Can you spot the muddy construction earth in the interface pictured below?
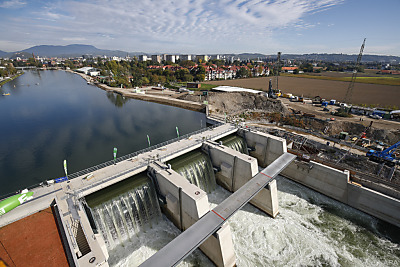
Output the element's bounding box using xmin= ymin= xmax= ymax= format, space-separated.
xmin=177 ymin=91 xmax=290 ymax=115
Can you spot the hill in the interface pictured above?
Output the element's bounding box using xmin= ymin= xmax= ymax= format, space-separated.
xmin=0 ymin=50 xmax=8 ymax=57
xmin=19 ymin=44 xmax=144 ymax=58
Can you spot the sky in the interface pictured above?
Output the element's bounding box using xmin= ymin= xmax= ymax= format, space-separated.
xmin=1 ymin=0 xmax=399 ymax=55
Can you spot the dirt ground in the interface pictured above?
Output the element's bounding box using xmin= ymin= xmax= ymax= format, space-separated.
xmin=204 ymin=76 xmax=400 ymax=107
xmin=280 ymin=98 xmax=400 ymax=131
xmin=178 ymin=91 xmax=290 ymax=115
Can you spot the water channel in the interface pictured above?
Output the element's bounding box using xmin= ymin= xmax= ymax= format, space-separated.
xmin=0 ymin=70 xmax=206 ymax=196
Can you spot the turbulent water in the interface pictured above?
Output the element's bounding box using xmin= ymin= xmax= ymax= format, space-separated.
xmin=105 ymin=175 xmax=400 ymax=267
xmin=167 ymin=150 xmax=216 ymax=193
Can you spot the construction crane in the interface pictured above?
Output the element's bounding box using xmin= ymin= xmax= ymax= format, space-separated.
xmin=367 ymin=141 xmax=400 ymax=166
xmin=343 ymin=38 xmax=366 ymax=104
xmin=336 ymin=121 xmax=373 ymax=164
xmin=271 ymin=52 xmax=282 ymax=97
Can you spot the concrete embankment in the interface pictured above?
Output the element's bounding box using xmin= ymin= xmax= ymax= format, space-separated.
xmin=67 ymin=70 xmax=205 ymax=113
xmin=97 ymin=83 xmax=206 ymax=112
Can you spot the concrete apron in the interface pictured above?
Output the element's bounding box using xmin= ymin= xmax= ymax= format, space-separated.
xmin=148 ymin=162 xmax=236 ymax=267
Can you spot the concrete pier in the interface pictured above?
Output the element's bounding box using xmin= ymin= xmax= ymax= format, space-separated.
xmin=148 ymin=162 xmax=236 ymax=267
xmin=203 ymin=140 xmax=279 ymax=217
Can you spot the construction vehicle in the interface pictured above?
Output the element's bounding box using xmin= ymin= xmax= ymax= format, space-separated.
xmin=313 ymin=96 xmax=325 ymax=104
xmin=337 ymin=121 xmax=373 ymax=164
xmin=268 ymin=79 xmax=278 ymax=99
xmin=367 ymin=141 xmax=400 ymax=166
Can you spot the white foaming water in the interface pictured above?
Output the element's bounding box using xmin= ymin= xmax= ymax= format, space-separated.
xmin=108 ymin=176 xmax=400 ymax=267
xmin=107 ymin=214 xmax=214 ymax=267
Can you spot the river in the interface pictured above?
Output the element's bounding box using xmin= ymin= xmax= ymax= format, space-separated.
xmin=0 ymin=70 xmax=206 ymax=197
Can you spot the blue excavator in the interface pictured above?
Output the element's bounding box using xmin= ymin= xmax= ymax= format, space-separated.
xmin=367 ymin=141 xmax=400 ymax=166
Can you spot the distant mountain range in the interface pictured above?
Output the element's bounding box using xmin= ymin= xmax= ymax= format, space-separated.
xmin=0 ymin=44 xmax=399 ymax=63
xmin=0 ymin=50 xmax=8 ymax=57
xmin=1 ymin=44 xmax=145 ymax=59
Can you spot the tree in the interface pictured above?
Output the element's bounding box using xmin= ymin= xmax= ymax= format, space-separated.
xmin=237 ymin=67 xmax=249 ymax=78
xmin=141 ymin=77 xmax=150 ymax=85
xmin=293 ymin=68 xmax=299 ymax=74
xmin=197 ymin=66 xmax=206 ymax=75
xmin=196 ymin=74 xmax=205 ymax=82
xmin=175 ymin=68 xmax=190 ymax=80
xmin=131 ymin=72 xmax=142 ymax=87
xmin=258 ymin=66 xmax=263 ymax=75
xmin=180 ymin=60 xmax=195 ymax=68
xmin=184 ymin=74 xmax=194 ymax=82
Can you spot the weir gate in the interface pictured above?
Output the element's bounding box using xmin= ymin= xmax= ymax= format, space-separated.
xmin=1 ymin=122 xmax=400 ymax=267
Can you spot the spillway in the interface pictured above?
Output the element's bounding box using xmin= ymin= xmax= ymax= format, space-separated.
xmin=217 ymin=134 xmax=249 ymax=155
xmin=85 ymin=173 xmax=162 ymax=250
xmin=68 ymin=127 xmax=400 ymax=267
xmin=90 ymin=174 xmax=400 ymax=266
xmin=167 ymin=150 xmax=216 ymax=193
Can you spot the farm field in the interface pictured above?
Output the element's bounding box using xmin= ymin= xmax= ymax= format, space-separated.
xmin=282 ymin=73 xmax=400 ymax=86
xmin=203 ymin=76 xmax=400 ymax=108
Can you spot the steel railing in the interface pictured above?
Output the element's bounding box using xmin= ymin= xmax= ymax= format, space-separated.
xmin=74 ymin=123 xmax=237 ymax=196
xmin=0 ymin=123 xmax=234 ymax=201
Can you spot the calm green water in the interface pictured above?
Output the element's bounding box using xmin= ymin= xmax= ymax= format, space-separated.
xmin=0 ymin=70 xmax=206 ymax=197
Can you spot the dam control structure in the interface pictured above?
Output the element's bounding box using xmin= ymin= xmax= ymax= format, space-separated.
xmin=1 ymin=121 xmax=400 ymax=267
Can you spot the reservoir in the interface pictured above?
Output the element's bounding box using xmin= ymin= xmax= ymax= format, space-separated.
xmin=1 ymin=70 xmax=399 ymax=266
xmin=0 ymin=70 xmax=206 ymax=197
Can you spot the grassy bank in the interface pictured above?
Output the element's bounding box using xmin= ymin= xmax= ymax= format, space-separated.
xmin=281 ymin=73 xmax=400 ymax=86
xmin=0 ymin=72 xmax=25 ymax=86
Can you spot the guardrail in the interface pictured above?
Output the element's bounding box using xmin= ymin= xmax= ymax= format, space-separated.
xmin=68 ymin=123 xmax=225 ymax=180
xmin=0 ymin=123 xmax=229 ymax=201
xmin=74 ymin=123 xmax=237 ymax=196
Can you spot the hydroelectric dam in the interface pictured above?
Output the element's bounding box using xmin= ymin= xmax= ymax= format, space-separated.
xmin=0 ymin=121 xmax=400 ymax=267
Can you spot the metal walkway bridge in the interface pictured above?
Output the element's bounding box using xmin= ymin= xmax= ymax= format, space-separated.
xmin=140 ymin=153 xmax=296 ymax=267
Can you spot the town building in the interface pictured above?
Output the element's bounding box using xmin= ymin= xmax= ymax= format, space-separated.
xmin=151 ymin=55 xmax=162 ymax=63
xmin=180 ymin=55 xmax=191 ymax=61
xmin=166 ymin=55 xmax=176 ymax=63
xmin=138 ymin=55 xmax=148 ymax=62
xmin=197 ymin=55 xmax=208 ymax=62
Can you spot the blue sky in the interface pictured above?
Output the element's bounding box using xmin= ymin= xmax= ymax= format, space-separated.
xmin=1 ymin=0 xmax=399 ymax=55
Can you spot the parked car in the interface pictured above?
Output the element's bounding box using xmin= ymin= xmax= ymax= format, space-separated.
xmin=369 ymin=114 xmax=382 ymax=120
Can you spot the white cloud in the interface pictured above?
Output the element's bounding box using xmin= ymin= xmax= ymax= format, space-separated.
xmin=0 ymin=0 xmax=26 ymax=8
xmin=62 ymin=37 xmax=86 ymax=41
xmin=0 ymin=0 xmax=346 ymax=53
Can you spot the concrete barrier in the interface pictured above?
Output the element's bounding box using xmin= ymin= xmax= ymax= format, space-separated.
xmin=148 ymin=162 xmax=236 ymax=267
xmin=202 ymin=141 xmax=279 ymax=218
xmin=239 ymin=129 xmax=287 ymax=167
xmin=281 ymin=160 xmax=350 ymax=203
xmin=241 ymin=129 xmax=400 ymax=228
